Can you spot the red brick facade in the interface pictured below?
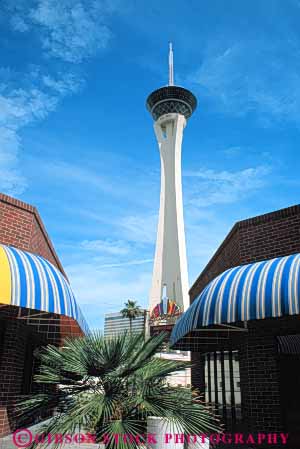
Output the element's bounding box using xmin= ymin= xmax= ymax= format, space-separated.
xmin=0 ymin=193 xmax=82 ymax=436
xmin=0 ymin=193 xmax=65 ymax=275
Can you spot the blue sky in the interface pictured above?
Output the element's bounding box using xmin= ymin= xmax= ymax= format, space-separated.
xmin=1 ymin=0 xmax=300 ymax=329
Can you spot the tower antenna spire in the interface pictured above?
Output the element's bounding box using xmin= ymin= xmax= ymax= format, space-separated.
xmin=146 ymin=46 xmax=197 ymax=314
xmin=168 ymin=42 xmax=174 ymax=86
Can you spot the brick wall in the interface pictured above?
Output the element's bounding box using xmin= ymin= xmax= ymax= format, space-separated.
xmin=238 ymin=321 xmax=282 ymax=434
xmin=190 ymin=204 xmax=300 ymax=300
xmin=0 ymin=194 xmax=74 ymax=436
xmin=188 ymin=204 xmax=300 ymax=445
xmin=0 ymin=193 xmax=65 ymax=275
xmin=0 ymin=317 xmax=29 ymax=434
xmin=236 ymin=316 xmax=300 ymax=449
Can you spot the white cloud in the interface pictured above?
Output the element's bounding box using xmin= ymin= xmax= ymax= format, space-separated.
xmin=0 ymin=70 xmax=84 ymax=197
xmin=222 ymin=146 xmax=242 ymax=157
xmin=43 ymin=161 xmax=117 ymax=195
xmin=67 ymin=261 xmax=151 ymax=309
xmin=81 ymin=238 xmax=131 ymax=256
xmin=0 ymin=128 xmax=20 ymax=165
xmin=0 ymin=168 xmax=27 ymax=195
xmin=184 ymin=165 xmax=270 ymax=207
xmin=185 ymin=207 xmax=235 ymax=280
xmin=33 ymin=1 xmax=111 ymax=62
xmin=181 ymin=163 xmax=274 ymax=281
xmin=0 ymin=0 xmax=120 ymax=198
xmin=10 ymin=15 xmax=29 ymax=32
xmin=191 ymin=39 xmax=300 ymax=124
xmin=9 ymin=0 xmax=114 ymax=63
xmin=98 ymin=259 xmax=153 ymax=268
xmin=0 ymin=128 xmax=27 ymax=195
xmin=42 ymin=72 xmax=84 ymax=94
xmin=120 ymin=214 xmax=157 ymax=244
xmin=0 ymin=87 xmax=58 ymax=128
xmin=0 ymin=72 xmax=82 ymax=138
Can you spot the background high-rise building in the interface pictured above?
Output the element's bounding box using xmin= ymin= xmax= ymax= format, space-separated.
xmin=104 ymin=310 xmax=147 ymax=337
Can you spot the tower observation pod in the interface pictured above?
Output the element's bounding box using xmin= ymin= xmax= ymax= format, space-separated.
xmin=147 ymin=44 xmax=197 ymax=318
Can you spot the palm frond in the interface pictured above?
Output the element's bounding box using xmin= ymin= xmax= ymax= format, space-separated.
xmin=19 ymin=331 xmax=220 ymax=446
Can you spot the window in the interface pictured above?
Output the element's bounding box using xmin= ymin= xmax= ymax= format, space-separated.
xmin=204 ymin=350 xmax=241 ymax=427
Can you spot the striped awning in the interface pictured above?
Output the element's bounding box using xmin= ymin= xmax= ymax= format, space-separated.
xmin=0 ymin=244 xmax=88 ymax=334
xmin=171 ymin=253 xmax=300 ymax=346
xmin=277 ymin=335 xmax=300 ymax=354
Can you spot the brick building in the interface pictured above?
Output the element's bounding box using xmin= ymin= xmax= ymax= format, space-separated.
xmin=171 ymin=204 xmax=300 ymax=448
xmin=0 ymin=193 xmax=87 ymax=436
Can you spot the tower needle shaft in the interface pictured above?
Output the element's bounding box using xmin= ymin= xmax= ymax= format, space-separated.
xmin=169 ymin=42 xmax=174 ymax=86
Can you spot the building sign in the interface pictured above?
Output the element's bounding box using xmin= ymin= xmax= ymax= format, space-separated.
xmin=150 ymin=298 xmax=181 ymax=323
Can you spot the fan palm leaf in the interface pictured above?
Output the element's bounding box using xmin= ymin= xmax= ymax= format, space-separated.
xmin=18 ymin=331 xmax=220 ymax=448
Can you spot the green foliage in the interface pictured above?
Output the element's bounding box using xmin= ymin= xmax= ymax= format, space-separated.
xmin=120 ymin=300 xmax=144 ymax=334
xmin=120 ymin=300 xmax=142 ymax=319
xmin=17 ymin=331 xmax=220 ymax=448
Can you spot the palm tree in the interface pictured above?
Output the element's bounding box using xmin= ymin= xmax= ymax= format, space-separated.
xmin=18 ymin=332 xmax=220 ymax=449
xmin=121 ymin=300 xmax=142 ymax=334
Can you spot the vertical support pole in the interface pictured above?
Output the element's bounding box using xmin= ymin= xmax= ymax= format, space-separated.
xmin=220 ymin=350 xmax=227 ymax=425
xmin=229 ymin=350 xmax=236 ymax=425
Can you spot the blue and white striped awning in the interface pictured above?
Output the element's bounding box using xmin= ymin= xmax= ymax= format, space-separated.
xmin=171 ymin=253 xmax=300 ymax=346
xmin=0 ymin=244 xmax=88 ymax=334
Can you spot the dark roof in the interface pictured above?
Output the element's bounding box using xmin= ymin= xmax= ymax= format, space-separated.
xmin=146 ymin=86 xmax=197 ymax=120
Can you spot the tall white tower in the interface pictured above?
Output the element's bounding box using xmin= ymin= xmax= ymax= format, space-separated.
xmin=147 ymin=44 xmax=197 ymax=314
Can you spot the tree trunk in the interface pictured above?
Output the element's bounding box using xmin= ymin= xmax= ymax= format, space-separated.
xmin=143 ymin=310 xmax=147 ymax=341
